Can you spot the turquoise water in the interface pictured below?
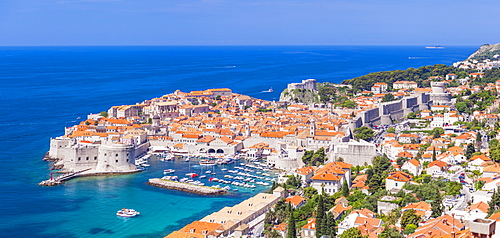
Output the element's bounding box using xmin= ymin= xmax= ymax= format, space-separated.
xmin=0 ymin=46 xmax=477 ymax=237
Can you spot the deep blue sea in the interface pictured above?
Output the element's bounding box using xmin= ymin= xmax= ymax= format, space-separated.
xmin=0 ymin=45 xmax=477 ymax=237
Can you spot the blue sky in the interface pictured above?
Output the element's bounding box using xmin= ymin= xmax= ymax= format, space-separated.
xmin=0 ymin=0 xmax=499 ymax=46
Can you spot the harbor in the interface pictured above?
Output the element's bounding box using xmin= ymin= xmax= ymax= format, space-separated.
xmin=147 ymin=153 xmax=277 ymax=194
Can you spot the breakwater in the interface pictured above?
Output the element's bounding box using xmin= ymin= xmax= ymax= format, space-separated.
xmin=147 ymin=178 xmax=227 ymax=195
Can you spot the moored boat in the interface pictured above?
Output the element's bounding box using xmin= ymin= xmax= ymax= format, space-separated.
xmin=199 ymin=159 xmax=216 ymax=166
xmin=163 ymin=169 xmax=175 ymax=174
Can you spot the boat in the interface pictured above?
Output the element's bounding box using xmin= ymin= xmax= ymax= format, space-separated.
xmin=199 ymin=159 xmax=216 ymax=166
xmin=186 ymin=173 xmax=198 ymax=178
xmin=425 ymin=45 xmax=444 ymax=49
xmin=116 ymin=208 xmax=140 ymax=218
xmin=262 ymin=87 xmax=273 ymax=93
xmin=163 ymin=169 xmax=175 ymax=174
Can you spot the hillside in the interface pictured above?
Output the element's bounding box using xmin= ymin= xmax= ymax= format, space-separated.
xmin=467 ymin=43 xmax=500 ymax=61
xmin=341 ymin=64 xmax=466 ymax=92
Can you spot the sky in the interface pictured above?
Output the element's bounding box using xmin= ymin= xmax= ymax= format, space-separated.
xmin=0 ymin=0 xmax=499 ymax=46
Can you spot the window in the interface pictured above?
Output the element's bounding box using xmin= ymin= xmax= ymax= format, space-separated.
xmin=116 ymin=154 xmax=118 ymax=157
xmin=94 ymin=156 xmax=97 ymax=160
xmin=86 ymin=157 xmax=89 ymax=160
xmin=116 ymin=160 xmax=118 ymax=163
xmin=78 ymin=157 xmax=81 ymax=161
xmin=395 ymin=182 xmax=398 ymax=187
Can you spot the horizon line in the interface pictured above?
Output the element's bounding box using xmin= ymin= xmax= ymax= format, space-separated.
xmin=0 ymin=44 xmax=482 ymax=47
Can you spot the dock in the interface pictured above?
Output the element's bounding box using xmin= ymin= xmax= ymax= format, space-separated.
xmin=38 ymin=168 xmax=92 ymax=186
xmin=147 ymin=178 xmax=227 ymax=195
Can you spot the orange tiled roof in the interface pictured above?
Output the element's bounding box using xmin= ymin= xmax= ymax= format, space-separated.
xmin=386 ymin=171 xmax=412 ymax=182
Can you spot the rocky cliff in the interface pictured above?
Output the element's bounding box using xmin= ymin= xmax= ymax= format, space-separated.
xmin=467 ymin=43 xmax=500 ymax=61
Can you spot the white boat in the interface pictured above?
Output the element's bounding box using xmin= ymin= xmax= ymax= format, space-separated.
xmin=163 ymin=169 xmax=175 ymax=174
xmin=200 ymin=159 xmax=216 ymax=166
xmin=116 ymin=208 xmax=140 ymax=218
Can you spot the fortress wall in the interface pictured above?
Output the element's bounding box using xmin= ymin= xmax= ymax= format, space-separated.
xmin=95 ymin=143 xmax=136 ymax=172
xmin=364 ymin=108 xmax=380 ymax=124
xmin=405 ymin=97 xmax=418 ymax=108
xmin=64 ymin=145 xmax=100 ymax=171
xmin=330 ymin=141 xmax=377 ymax=166
xmin=381 ymin=101 xmax=402 ymax=115
xmin=389 ymin=109 xmax=405 ymax=122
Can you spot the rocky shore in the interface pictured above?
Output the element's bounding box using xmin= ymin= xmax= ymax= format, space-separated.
xmin=147 ymin=178 xmax=227 ymax=195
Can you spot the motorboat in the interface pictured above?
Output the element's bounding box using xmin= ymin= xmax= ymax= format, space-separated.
xmin=200 ymin=159 xmax=216 ymax=166
xmin=163 ymin=169 xmax=175 ymax=174
xmin=117 ymin=208 xmax=140 ymax=218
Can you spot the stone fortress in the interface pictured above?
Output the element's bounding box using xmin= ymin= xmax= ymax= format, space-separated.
xmin=287 ymin=79 xmax=317 ymax=91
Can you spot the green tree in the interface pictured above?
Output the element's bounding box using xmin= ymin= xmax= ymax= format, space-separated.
xmin=466 ymin=143 xmax=476 ymax=159
xmin=286 ymin=205 xmax=296 ymax=238
xmin=381 ymin=93 xmax=396 ymax=102
xmin=100 ymin=111 xmax=109 ymax=117
xmin=490 ymin=143 xmax=500 ymax=163
xmin=354 ymin=126 xmax=375 ymax=141
xmin=326 ymin=212 xmax=337 ymax=238
xmin=431 ymin=127 xmax=444 ymax=138
xmin=387 ymin=127 xmax=396 ymax=133
xmin=342 ymin=180 xmax=349 ymax=197
xmin=403 ymin=224 xmax=418 ymax=235
xmin=340 ymin=227 xmax=363 ymax=238
xmin=455 ymin=102 xmax=468 ymax=113
xmin=366 ymin=155 xmax=391 ymax=193
xmin=488 ymin=189 xmax=500 ymax=216
xmin=340 ymin=99 xmax=357 ymax=109
xmin=432 ymin=147 xmax=437 ymax=161
xmin=315 ymin=195 xmax=326 ymax=238
xmin=378 ymin=226 xmax=403 ymax=238
xmin=431 ymin=199 xmax=443 ymax=218
xmin=401 ymin=209 xmax=421 ymax=231
xmin=304 ymin=187 xmax=318 ymax=199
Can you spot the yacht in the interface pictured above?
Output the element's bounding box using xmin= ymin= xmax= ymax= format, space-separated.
xmin=116 ymin=208 xmax=140 ymax=218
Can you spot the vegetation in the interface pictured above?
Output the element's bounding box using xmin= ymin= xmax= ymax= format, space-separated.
xmin=456 ymin=90 xmax=498 ymax=114
xmin=401 ymin=209 xmax=421 ymax=232
xmin=366 ymin=155 xmax=391 ymax=193
xmin=286 ymin=205 xmax=296 ymax=238
xmin=354 ymin=126 xmax=375 ymax=141
xmin=381 ymin=93 xmax=396 ymax=102
xmin=339 ymin=99 xmax=357 ymax=109
xmin=488 ymin=189 xmax=500 ymax=216
xmin=342 ymin=64 xmax=466 ymax=92
xmin=100 ymin=111 xmax=109 ymax=117
xmin=340 ymin=227 xmax=363 ymax=238
xmin=302 ymin=148 xmax=327 ymax=166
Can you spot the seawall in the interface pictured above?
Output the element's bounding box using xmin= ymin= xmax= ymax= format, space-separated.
xmin=147 ymin=178 xmax=227 ymax=195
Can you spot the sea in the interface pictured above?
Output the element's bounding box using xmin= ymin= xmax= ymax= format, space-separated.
xmin=0 ymin=45 xmax=477 ymax=237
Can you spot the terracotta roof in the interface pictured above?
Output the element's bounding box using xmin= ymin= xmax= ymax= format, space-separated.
xmin=386 ymin=171 xmax=412 ymax=182
xmin=468 ymin=201 xmax=489 ymax=213
xmin=302 ymin=218 xmax=316 ymax=230
xmin=285 ymin=195 xmax=306 ymax=207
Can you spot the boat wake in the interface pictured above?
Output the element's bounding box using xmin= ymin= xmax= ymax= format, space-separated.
xmin=214 ymin=66 xmax=236 ymax=69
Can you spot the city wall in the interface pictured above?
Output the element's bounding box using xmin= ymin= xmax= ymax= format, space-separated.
xmin=350 ymin=93 xmax=430 ymax=131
